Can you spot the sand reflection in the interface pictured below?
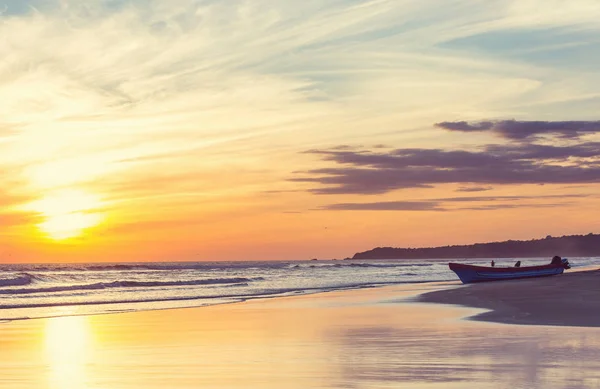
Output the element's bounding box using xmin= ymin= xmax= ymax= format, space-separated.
xmin=45 ymin=316 xmax=91 ymax=389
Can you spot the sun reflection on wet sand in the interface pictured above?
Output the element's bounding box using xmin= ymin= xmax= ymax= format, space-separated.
xmin=44 ymin=316 xmax=91 ymax=389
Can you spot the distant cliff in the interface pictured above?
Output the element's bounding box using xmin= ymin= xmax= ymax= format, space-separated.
xmin=352 ymin=233 xmax=600 ymax=260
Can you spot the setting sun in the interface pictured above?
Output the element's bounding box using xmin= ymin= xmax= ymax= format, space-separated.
xmin=40 ymin=212 xmax=104 ymax=240
xmin=23 ymin=190 xmax=105 ymax=241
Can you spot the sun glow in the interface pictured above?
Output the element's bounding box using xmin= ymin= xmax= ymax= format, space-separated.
xmin=24 ymin=190 xmax=105 ymax=240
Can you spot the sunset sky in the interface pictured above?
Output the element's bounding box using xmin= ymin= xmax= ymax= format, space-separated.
xmin=1 ymin=0 xmax=600 ymax=262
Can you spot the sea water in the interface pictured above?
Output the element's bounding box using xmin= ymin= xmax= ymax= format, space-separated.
xmin=0 ymin=257 xmax=597 ymax=320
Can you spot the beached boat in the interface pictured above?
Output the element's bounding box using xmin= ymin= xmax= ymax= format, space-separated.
xmin=449 ymin=258 xmax=571 ymax=284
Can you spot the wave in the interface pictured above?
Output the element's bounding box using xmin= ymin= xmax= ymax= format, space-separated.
xmin=0 ymin=261 xmax=439 ymax=273
xmin=347 ymin=263 xmax=434 ymax=268
xmin=294 ymin=263 xmax=435 ymax=269
xmin=0 ymin=262 xmax=290 ymax=272
xmin=23 ymin=264 xmax=151 ymax=272
xmin=0 ymin=274 xmax=35 ymax=287
xmin=0 ymin=277 xmax=254 ymax=295
xmin=85 ymin=264 xmax=142 ymax=271
xmin=0 ymin=279 xmax=447 ymax=312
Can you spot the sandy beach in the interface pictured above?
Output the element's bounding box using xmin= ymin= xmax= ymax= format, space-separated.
xmin=420 ymin=269 xmax=600 ymax=327
xmin=2 ymin=279 xmax=600 ymax=389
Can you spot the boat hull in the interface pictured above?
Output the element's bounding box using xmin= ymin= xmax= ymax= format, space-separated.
xmin=449 ymin=262 xmax=565 ymax=284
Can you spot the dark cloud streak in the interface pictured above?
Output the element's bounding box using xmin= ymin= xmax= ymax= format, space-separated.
xmin=456 ymin=186 xmax=493 ymax=192
xmin=436 ymin=120 xmax=600 ymax=140
xmin=461 ymin=203 xmax=570 ymax=211
xmin=319 ymin=194 xmax=588 ymax=211
xmin=293 ymin=143 xmax=600 ymax=195
xmin=322 ymin=201 xmax=444 ymax=211
xmin=322 ymin=202 xmax=573 ymax=212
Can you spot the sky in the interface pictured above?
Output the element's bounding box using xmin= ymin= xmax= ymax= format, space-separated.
xmin=1 ymin=0 xmax=600 ymax=262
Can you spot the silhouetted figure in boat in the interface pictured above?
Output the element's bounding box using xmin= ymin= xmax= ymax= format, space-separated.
xmin=514 ymin=260 xmax=521 ymax=267
xmin=491 ymin=260 xmax=495 ymax=267
xmin=551 ymin=255 xmax=562 ymax=265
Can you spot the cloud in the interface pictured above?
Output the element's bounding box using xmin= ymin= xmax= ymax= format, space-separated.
xmin=295 ymin=143 xmax=600 ymax=194
xmin=436 ymin=120 xmax=600 ymax=140
xmin=456 ymin=186 xmax=493 ymax=192
xmin=436 ymin=121 xmax=494 ymax=133
xmin=2 ymin=0 xmax=600 ymax=257
xmin=434 ymin=194 xmax=588 ymax=202
xmin=330 ymin=145 xmax=361 ymax=151
xmin=319 ymin=194 xmax=588 ymax=211
xmin=321 ymin=201 xmax=443 ymax=211
xmin=460 ymin=203 xmax=569 ymax=211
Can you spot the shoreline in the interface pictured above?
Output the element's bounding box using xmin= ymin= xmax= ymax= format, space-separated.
xmin=419 ymin=268 xmax=600 ymax=327
xmin=2 ymin=267 xmax=598 ymax=327
xmin=0 ymin=280 xmax=455 ymax=323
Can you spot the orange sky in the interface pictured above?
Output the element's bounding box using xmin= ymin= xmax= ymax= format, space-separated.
xmin=1 ymin=0 xmax=600 ymax=262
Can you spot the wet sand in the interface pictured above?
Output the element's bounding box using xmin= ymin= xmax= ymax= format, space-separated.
xmin=2 ymin=283 xmax=600 ymax=389
xmin=420 ymin=269 xmax=600 ymax=327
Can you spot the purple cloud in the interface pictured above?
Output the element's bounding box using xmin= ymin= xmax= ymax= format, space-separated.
xmin=456 ymin=186 xmax=493 ymax=192
xmin=319 ymin=194 xmax=587 ymax=211
xmin=319 ymin=194 xmax=589 ymax=211
xmin=322 ymin=202 xmax=572 ymax=211
xmin=435 ymin=194 xmax=587 ymax=202
xmin=460 ymin=203 xmax=569 ymax=211
xmin=293 ymin=143 xmax=600 ymax=194
xmin=436 ymin=121 xmax=494 ymax=132
xmin=436 ymin=120 xmax=600 ymax=140
xmin=322 ymin=201 xmax=443 ymax=211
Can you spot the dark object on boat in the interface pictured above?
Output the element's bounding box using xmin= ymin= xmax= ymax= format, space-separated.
xmin=449 ymin=258 xmax=571 ymax=284
xmin=514 ymin=260 xmax=521 ymax=267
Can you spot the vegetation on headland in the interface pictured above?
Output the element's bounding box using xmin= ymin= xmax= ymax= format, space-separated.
xmin=351 ymin=233 xmax=600 ymax=260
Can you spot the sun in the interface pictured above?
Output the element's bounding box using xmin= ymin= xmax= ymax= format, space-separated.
xmin=40 ymin=212 xmax=104 ymax=240
xmin=24 ymin=189 xmax=105 ymax=241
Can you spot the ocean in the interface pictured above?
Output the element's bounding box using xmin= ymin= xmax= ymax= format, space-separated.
xmin=1 ymin=257 xmax=598 ymax=321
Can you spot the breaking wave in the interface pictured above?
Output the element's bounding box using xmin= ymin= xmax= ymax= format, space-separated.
xmin=0 ymin=274 xmax=35 ymax=287
xmin=0 ymin=277 xmax=254 ymax=295
xmin=294 ymin=263 xmax=435 ymax=269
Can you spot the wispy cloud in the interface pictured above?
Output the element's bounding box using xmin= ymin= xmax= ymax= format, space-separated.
xmin=319 ymin=194 xmax=588 ymax=211
xmin=322 ymin=201 xmax=444 ymax=211
xmin=1 ymin=0 xmax=600 ymax=258
xmin=455 ymin=186 xmax=493 ymax=192
xmin=436 ymin=120 xmax=600 ymax=140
